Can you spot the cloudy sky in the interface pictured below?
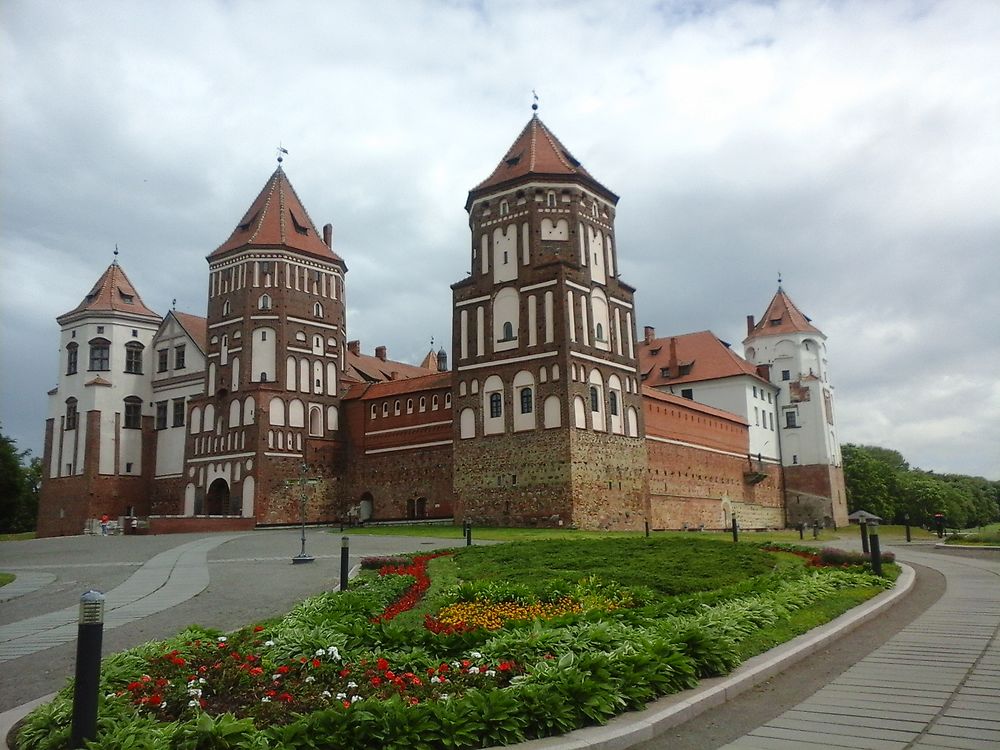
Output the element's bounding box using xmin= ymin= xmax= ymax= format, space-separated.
xmin=1 ymin=0 xmax=997 ymax=480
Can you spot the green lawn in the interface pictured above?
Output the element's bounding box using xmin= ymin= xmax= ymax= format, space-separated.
xmin=0 ymin=531 xmax=36 ymax=542
xmin=0 ymin=572 xmax=14 ymax=587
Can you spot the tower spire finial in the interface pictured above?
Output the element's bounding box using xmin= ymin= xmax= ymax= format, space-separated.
xmin=777 ymin=271 xmax=782 ymax=290
xmin=276 ymin=143 xmax=288 ymax=166
xmin=531 ymin=89 xmax=539 ymax=113
xmin=113 ymin=244 xmax=119 ymax=265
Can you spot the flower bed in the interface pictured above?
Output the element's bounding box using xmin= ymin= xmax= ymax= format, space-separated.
xmin=17 ymin=538 xmax=895 ymax=750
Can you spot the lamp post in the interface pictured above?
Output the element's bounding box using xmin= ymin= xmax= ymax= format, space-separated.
xmin=869 ymin=518 xmax=883 ymax=577
xmin=340 ymin=536 xmax=350 ymax=590
xmin=731 ymin=512 xmax=738 ymax=543
xmin=71 ymin=591 xmax=105 ymax=748
xmin=860 ymin=518 xmax=870 ymax=554
xmin=292 ymin=462 xmax=314 ymax=564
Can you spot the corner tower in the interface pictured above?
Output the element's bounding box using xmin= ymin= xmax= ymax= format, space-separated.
xmin=451 ymin=111 xmax=648 ymax=529
xmin=743 ymin=287 xmax=847 ymax=527
xmin=38 ymin=260 xmax=162 ymax=536
xmin=183 ymin=165 xmax=347 ymax=523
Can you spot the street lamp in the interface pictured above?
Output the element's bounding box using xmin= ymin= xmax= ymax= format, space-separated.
xmin=292 ymin=462 xmax=314 ymax=564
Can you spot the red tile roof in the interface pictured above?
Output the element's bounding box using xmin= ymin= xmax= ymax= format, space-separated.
xmin=343 ymin=371 xmax=452 ymax=401
xmin=171 ymin=311 xmax=208 ymax=354
xmin=638 ymin=330 xmax=769 ymax=388
xmin=57 ymin=262 xmax=160 ymax=323
xmin=468 ymin=114 xmax=617 ymax=206
xmin=642 ymin=385 xmax=749 ymax=425
xmin=744 ymin=288 xmax=821 ymax=341
xmin=210 ymin=167 xmax=342 ymax=263
xmin=343 ymin=350 xmax=438 ymax=385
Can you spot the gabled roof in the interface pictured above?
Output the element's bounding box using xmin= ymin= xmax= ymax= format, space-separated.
xmin=467 ymin=114 xmax=617 ymax=207
xmin=343 ymin=350 xmax=438 ymax=385
xmin=211 ymin=167 xmax=342 ymax=263
xmin=638 ymin=330 xmax=771 ymax=388
xmin=343 ymin=371 xmax=452 ymax=401
xmin=170 ymin=311 xmax=208 ymax=354
xmin=57 ymin=261 xmax=160 ymax=324
xmin=744 ymin=288 xmax=822 ymax=342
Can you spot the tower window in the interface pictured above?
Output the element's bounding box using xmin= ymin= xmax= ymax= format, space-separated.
xmin=123 ymin=397 xmax=143 ymax=429
xmin=124 ymin=342 xmax=144 ymax=374
xmin=681 ymin=388 xmax=693 ymax=400
xmin=520 ymin=387 xmax=533 ymax=414
xmin=66 ymin=343 xmax=78 ymax=375
xmin=382 ymin=403 xmax=388 ymax=417
xmin=223 ymin=300 xmax=231 ymax=316
xmin=88 ymin=338 xmax=110 ymax=371
xmin=590 ymin=386 xmax=600 ymax=412
xmin=155 ymin=401 xmax=168 ymax=430
xmin=258 ymin=294 xmax=272 ymax=310
xmin=595 ymin=323 xmax=605 ymax=341
xmin=175 ymin=345 xmax=186 ymax=370
xmin=394 ymin=400 xmax=400 ymax=416
xmin=499 ymin=200 xmax=509 ymax=216
xmin=489 ymin=392 xmax=502 ymax=418
xmin=172 ymin=399 xmax=185 ymax=427
xmin=65 ymin=398 xmax=78 ymax=430
xmin=501 ymin=321 xmax=515 ymax=341
xmin=313 ymin=302 xmax=324 ymax=318
xmin=157 ymin=349 xmax=169 ymax=372
xmin=546 ymin=191 xmax=556 ymax=207
xmin=609 ymin=390 xmax=619 ymax=416
xmin=781 ymin=370 xmax=790 ymax=381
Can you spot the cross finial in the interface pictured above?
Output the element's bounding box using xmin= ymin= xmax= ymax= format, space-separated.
xmin=531 ymin=89 xmax=539 ymax=112
xmin=113 ymin=244 xmax=119 ymax=265
xmin=777 ymin=271 xmax=783 ymax=289
xmin=276 ymin=143 xmax=288 ymax=166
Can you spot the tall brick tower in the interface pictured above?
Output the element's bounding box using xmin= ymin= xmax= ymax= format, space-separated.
xmin=182 ymin=163 xmax=348 ymax=523
xmin=451 ymin=109 xmax=648 ymax=529
xmin=743 ymin=286 xmax=848 ymax=527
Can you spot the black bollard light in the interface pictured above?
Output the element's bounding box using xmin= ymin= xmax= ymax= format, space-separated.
xmin=71 ymin=590 xmax=105 ymax=749
xmin=292 ymin=463 xmax=314 ymax=564
xmin=798 ymin=522 xmax=805 ymax=540
xmin=812 ymin=520 xmax=820 ymax=539
xmin=466 ymin=521 xmax=473 ymax=546
xmin=644 ymin=519 xmax=650 ymax=538
xmin=869 ymin=519 xmax=883 ymax=577
xmin=340 ymin=536 xmax=349 ymax=591
xmin=731 ymin=512 xmax=738 ymax=543
xmin=904 ymin=513 xmax=911 ymax=543
xmin=860 ymin=519 xmax=870 ymax=555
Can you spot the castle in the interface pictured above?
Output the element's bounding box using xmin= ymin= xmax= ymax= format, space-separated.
xmin=37 ymin=112 xmax=848 ymax=537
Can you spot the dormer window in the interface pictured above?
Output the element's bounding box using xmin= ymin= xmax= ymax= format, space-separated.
xmin=237 ymin=211 xmax=259 ymax=231
xmin=118 ymin=287 xmax=134 ymax=304
xmin=289 ymin=210 xmax=310 ymax=235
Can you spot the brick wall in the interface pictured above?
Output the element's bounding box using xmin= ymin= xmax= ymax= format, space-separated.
xmin=568 ymin=430 xmax=648 ymax=530
xmin=785 ymin=463 xmax=849 ymax=527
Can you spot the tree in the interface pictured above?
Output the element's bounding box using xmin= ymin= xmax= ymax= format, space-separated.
xmin=0 ymin=425 xmax=37 ymax=533
xmin=842 ymin=443 xmax=897 ymax=519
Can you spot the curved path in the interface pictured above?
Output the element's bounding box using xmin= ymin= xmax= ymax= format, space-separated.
xmin=0 ymin=573 xmax=57 ymax=604
xmin=0 ymin=535 xmax=241 ymax=663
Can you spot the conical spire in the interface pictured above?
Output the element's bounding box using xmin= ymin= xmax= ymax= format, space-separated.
xmin=744 ymin=288 xmax=822 ymax=342
xmin=57 ymin=261 xmax=159 ymax=323
xmin=211 ymin=167 xmax=341 ymax=262
xmin=467 ymin=114 xmax=617 ymax=207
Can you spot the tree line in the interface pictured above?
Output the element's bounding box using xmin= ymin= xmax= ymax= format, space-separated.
xmin=842 ymin=443 xmax=999 ymax=529
xmin=0 ymin=424 xmax=40 ymax=534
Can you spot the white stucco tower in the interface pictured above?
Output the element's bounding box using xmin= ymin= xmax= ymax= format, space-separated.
xmin=38 ymin=259 xmax=162 ymax=536
xmin=743 ymin=287 xmax=848 ymax=527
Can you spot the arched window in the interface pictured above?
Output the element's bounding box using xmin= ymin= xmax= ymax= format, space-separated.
xmin=595 ymin=323 xmax=605 ymax=342
xmin=308 ymin=407 xmax=323 ymax=437
xmin=123 ymin=396 xmax=143 ymax=429
xmin=65 ymin=398 xmax=78 ymax=430
xmin=223 ymin=300 xmax=231 ymax=316
xmin=520 ymin=387 xmax=533 ymax=414
xmin=432 ymin=395 xmax=439 ymax=410
xmin=66 ymin=343 xmax=78 ymax=375
xmin=499 ymin=199 xmax=509 ymax=215
xmin=258 ymin=294 xmax=271 ymax=310
xmin=590 ymin=386 xmax=600 ymax=413
xmin=445 ymin=393 xmax=451 ymax=408
xmin=546 ymin=190 xmax=557 ymax=207
xmin=370 ymin=404 xmax=377 ymax=419
xmin=382 ymin=402 xmax=389 ymax=417
xmin=609 ymin=390 xmax=619 ymax=416
xmin=406 ymin=398 xmax=414 ymax=414
xmin=489 ymin=392 xmax=502 ymax=418
xmin=313 ymin=302 xmax=323 ymax=318
xmin=394 ymin=400 xmax=400 ymax=416
xmin=502 ymin=321 xmax=514 ymax=341
xmin=88 ymin=338 xmax=110 ymax=371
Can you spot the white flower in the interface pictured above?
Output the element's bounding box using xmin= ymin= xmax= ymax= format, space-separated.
xmin=188 ymin=700 xmax=200 ymax=708
xmin=485 ymin=670 xmax=496 ymax=677
xmin=440 ymin=693 xmax=449 ymax=700
xmin=272 ymin=674 xmax=282 ymax=681
xmin=261 ymin=697 xmax=271 ymax=703
xmin=264 ymin=640 xmax=275 ymax=647
xmin=321 ymin=691 xmax=332 ymax=699
xmin=105 ymin=693 xmax=116 ymax=700
xmin=217 ymin=636 xmax=227 ymax=642
xmin=351 ymin=695 xmax=362 ymax=703
xmin=336 ymin=692 xmax=347 ymax=700
xmin=430 ymin=676 xmax=441 ymax=684
xmin=451 ymin=661 xmax=461 ymax=668
xmin=328 ymin=646 xmax=340 ymax=661
xmin=199 ymin=678 xmax=207 ymax=685
xmin=305 ymin=676 xmax=315 ymax=683
xmin=470 ymin=651 xmax=483 ymax=659
xmin=315 ymin=648 xmax=326 ymax=657
xmin=159 ymin=701 xmax=167 ymax=710
xmin=468 ymin=666 xmax=480 ymax=675
xmin=187 ymin=688 xmax=202 ymax=697
xmin=347 ymin=680 xmax=358 ymax=688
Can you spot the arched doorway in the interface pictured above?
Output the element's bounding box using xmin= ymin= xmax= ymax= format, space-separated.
xmin=359 ymin=492 xmax=373 ymax=522
xmin=416 ymin=497 xmax=427 ymax=518
xmin=206 ymin=478 xmax=231 ymax=516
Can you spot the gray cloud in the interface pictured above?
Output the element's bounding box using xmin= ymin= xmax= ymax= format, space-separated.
xmin=2 ymin=0 xmax=998 ymax=480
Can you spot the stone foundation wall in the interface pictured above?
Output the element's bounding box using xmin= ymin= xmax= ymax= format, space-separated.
xmin=148 ymin=516 xmax=256 ymax=534
xmin=345 ymin=443 xmax=454 ymax=521
xmin=568 ymin=430 xmax=648 ymax=530
xmin=785 ymin=463 xmax=848 ymax=527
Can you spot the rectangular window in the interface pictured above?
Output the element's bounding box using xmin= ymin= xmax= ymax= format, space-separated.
xmin=174 ymin=345 xmax=186 ymax=370
xmin=754 ymin=406 xmax=759 ymax=426
xmin=124 ymin=400 xmax=142 ymax=429
xmin=66 ymin=347 xmax=78 ymax=375
xmin=785 ymin=410 xmax=798 ymax=428
xmin=753 ymin=386 xmax=758 ymax=398
xmin=89 ymin=343 xmax=110 ymax=371
xmin=681 ymin=388 xmax=693 ymax=400
xmin=65 ymin=403 xmax=78 ymax=430
xmin=781 ymin=370 xmax=790 ymax=381
xmin=125 ymin=346 xmax=143 ymax=374
xmin=172 ymin=399 xmax=186 ymax=427
xmin=155 ymin=401 xmax=168 ymax=430
xmin=157 ymin=349 xmax=169 ymax=373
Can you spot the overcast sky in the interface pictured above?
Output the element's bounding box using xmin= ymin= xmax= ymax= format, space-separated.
xmin=1 ymin=0 xmax=997 ymax=480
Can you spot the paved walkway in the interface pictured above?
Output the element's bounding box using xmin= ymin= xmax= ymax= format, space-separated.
xmin=0 ymin=572 xmax=56 ymax=604
xmin=0 ymin=535 xmax=241 ymax=663
xmin=719 ymin=549 xmax=1000 ymax=750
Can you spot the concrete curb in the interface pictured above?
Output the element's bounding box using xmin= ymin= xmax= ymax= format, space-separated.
xmin=934 ymin=542 xmax=1000 ymax=549
xmin=2 ymin=564 xmax=915 ymax=750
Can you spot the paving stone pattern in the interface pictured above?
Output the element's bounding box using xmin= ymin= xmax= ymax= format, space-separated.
xmin=720 ymin=551 xmax=1000 ymax=750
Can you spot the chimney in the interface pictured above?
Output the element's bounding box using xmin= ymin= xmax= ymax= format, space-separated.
xmin=668 ymin=337 xmax=678 ymax=376
xmin=746 ymin=315 xmax=755 ymax=337
xmin=375 ymin=345 xmax=387 ymax=361
xmin=437 ymin=348 xmax=448 ymax=372
xmin=347 ymin=340 xmax=360 ymax=356
xmin=389 ymin=370 xmax=399 ymax=380
xmin=323 ymin=223 xmax=333 ymax=248
xmin=643 ymin=326 xmax=655 ymax=345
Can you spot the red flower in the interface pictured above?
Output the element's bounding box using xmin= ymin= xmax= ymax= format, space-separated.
xmin=371 ymin=677 xmax=382 ymax=687
xmin=253 ymin=625 xmax=264 ymax=632
xmin=498 ymin=662 xmax=512 ymax=672
xmin=342 ymin=700 xmax=351 ymax=709
xmin=312 ymin=659 xmax=321 ymax=668
xmin=148 ymin=695 xmax=162 ymax=707
xmin=279 ymin=692 xmax=294 ymax=703
xmin=377 ymin=658 xmax=389 ymax=672
xmin=249 ymin=667 xmax=263 ymax=677
xmin=340 ymin=668 xmax=351 ymax=678
xmin=276 ymin=665 xmax=291 ymax=675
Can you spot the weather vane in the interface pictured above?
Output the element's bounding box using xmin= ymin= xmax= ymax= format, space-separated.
xmin=172 ymin=298 xmax=177 ymax=311
xmin=532 ymin=89 xmax=539 ymax=112
xmin=777 ymin=271 xmax=783 ymax=288
xmin=276 ymin=143 xmax=288 ymax=165
xmin=113 ymin=244 xmax=119 ymax=264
